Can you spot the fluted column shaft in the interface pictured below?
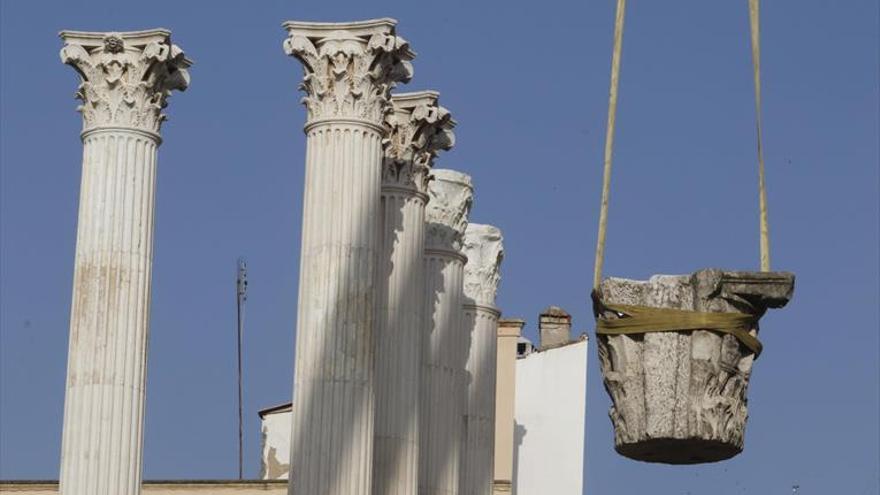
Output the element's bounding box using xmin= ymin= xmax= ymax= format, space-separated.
xmin=58 ymin=30 xmax=189 ymax=495
xmin=419 ymin=170 xmax=473 ymax=495
xmin=375 ymin=188 xmax=427 ymax=494
xmin=60 ymin=129 xmax=158 ymax=495
xmin=421 ymin=249 xmax=468 ymax=495
xmin=292 ymin=120 xmax=384 ymax=495
xmin=282 ymin=19 xmax=415 ymax=495
xmin=461 ymin=304 xmax=500 ymax=495
xmin=374 ymin=91 xmax=455 ymax=495
xmin=460 ymin=224 xmax=503 ymax=495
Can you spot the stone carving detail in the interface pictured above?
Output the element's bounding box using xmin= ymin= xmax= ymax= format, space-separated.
xmin=383 ymin=92 xmax=455 ymax=192
xmin=425 ymin=169 xmax=473 ymax=251
xmin=283 ymin=22 xmax=414 ymax=125
xmin=462 ymin=224 xmax=504 ymax=305
xmin=60 ymin=30 xmax=191 ymax=134
xmin=594 ymin=269 xmax=794 ymax=464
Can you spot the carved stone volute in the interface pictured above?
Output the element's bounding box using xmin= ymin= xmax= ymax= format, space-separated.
xmin=283 ymin=19 xmax=415 ymax=127
xmin=60 ymin=29 xmax=191 ymax=135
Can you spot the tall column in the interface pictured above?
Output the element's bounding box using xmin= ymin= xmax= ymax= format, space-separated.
xmin=492 ymin=319 xmax=524 ymax=495
xmin=460 ymin=224 xmax=504 ymax=495
xmin=420 ymin=169 xmax=473 ymax=495
xmin=374 ymin=92 xmax=455 ymax=495
xmin=282 ymin=19 xmax=414 ymax=495
xmin=57 ymin=30 xmax=190 ymax=495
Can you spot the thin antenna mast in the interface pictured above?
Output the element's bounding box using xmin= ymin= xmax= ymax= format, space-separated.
xmin=236 ymin=257 xmax=248 ymax=479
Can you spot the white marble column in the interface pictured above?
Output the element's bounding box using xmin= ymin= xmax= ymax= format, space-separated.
xmin=282 ymin=19 xmax=414 ymax=495
xmin=374 ymin=92 xmax=455 ymax=495
xmin=420 ymin=169 xmax=473 ymax=495
xmin=57 ymin=30 xmax=190 ymax=495
xmin=460 ymin=225 xmax=504 ymax=495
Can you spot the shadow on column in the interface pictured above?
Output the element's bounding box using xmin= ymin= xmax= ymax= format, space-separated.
xmin=288 ymin=196 xmax=384 ymax=495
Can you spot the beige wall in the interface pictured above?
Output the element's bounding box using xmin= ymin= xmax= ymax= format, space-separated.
xmin=0 ymin=481 xmax=286 ymax=494
xmin=493 ymin=318 xmax=524 ymax=494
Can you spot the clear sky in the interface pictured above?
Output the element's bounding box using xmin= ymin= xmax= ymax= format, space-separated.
xmin=1 ymin=0 xmax=877 ymax=493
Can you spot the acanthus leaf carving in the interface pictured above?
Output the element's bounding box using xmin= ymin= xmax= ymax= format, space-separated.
xmin=284 ymin=24 xmax=414 ymax=126
xmin=383 ymin=92 xmax=455 ymax=193
xmin=60 ymin=30 xmax=191 ymax=134
xmin=462 ymin=224 xmax=504 ymax=305
xmin=425 ymin=169 xmax=473 ymax=252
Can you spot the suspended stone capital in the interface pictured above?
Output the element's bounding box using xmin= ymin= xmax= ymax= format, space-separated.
xmin=383 ymin=91 xmax=455 ymax=193
xmin=283 ymin=18 xmax=415 ymax=128
xmin=594 ymin=268 xmax=795 ymax=464
xmin=462 ymin=223 xmax=504 ymax=307
xmin=425 ymin=169 xmax=473 ymax=252
xmin=60 ymin=29 xmax=191 ymax=136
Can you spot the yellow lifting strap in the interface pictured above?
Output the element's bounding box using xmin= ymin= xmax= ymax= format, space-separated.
xmin=592 ymin=0 xmax=773 ymax=289
xmin=594 ymin=300 xmax=763 ymax=357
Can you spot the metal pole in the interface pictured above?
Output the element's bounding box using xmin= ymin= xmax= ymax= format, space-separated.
xmin=236 ymin=258 xmax=247 ymax=479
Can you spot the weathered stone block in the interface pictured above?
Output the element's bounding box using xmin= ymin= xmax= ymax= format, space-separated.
xmin=594 ymin=269 xmax=794 ymax=464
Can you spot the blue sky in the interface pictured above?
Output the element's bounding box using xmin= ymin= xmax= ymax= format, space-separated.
xmin=1 ymin=1 xmax=877 ymax=493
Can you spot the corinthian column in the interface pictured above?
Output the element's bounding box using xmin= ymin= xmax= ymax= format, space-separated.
xmin=374 ymin=92 xmax=455 ymax=495
xmin=282 ymin=19 xmax=414 ymax=495
xmin=460 ymin=224 xmax=504 ymax=495
xmin=57 ymin=30 xmax=190 ymax=495
xmin=420 ymin=169 xmax=473 ymax=495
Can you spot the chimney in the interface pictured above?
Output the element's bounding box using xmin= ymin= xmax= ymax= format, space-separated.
xmin=539 ymin=306 xmax=571 ymax=349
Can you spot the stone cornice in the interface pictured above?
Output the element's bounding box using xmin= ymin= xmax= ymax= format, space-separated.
xmin=283 ymin=19 xmax=415 ymax=126
xmin=462 ymin=223 xmax=504 ymax=305
xmin=60 ymin=29 xmax=191 ymax=134
xmin=383 ymin=91 xmax=455 ymax=193
xmin=425 ymin=169 xmax=472 ymax=251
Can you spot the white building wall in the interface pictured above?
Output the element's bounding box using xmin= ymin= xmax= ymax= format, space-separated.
xmin=259 ymin=407 xmax=292 ymax=480
xmin=513 ymin=339 xmax=588 ymax=495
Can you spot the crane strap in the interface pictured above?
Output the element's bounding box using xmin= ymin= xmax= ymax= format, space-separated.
xmin=593 ymin=295 xmax=763 ymax=357
xmin=592 ymin=0 xmax=774 ymax=289
xmin=593 ymin=0 xmax=626 ymax=289
xmin=750 ymin=0 xmax=772 ymax=271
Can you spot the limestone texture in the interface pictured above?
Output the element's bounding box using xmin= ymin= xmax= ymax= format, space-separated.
xmin=58 ymin=29 xmax=189 ymax=495
xmin=594 ymin=269 xmax=794 ymax=464
xmin=373 ymin=91 xmax=454 ymax=495
xmin=420 ymin=169 xmax=472 ymax=495
xmin=461 ymin=224 xmax=503 ymax=495
xmin=283 ymin=18 xmax=413 ymax=495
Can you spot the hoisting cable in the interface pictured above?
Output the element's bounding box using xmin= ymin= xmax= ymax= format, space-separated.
xmin=591 ymin=0 xmax=772 ymax=358
xmin=592 ymin=0 xmax=626 ymax=289
xmin=749 ymin=0 xmax=772 ymax=271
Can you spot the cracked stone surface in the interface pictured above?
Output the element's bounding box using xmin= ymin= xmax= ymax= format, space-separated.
xmin=594 ymin=268 xmax=794 ymax=464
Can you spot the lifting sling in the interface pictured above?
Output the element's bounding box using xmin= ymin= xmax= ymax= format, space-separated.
xmin=592 ymin=0 xmax=773 ymax=357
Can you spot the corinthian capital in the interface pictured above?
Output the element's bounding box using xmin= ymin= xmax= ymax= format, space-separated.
xmin=59 ymin=29 xmax=191 ymax=135
xmin=282 ymin=18 xmax=415 ymax=127
xmin=383 ymin=91 xmax=456 ymax=192
xmin=426 ymin=169 xmax=473 ymax=251
xmin=463 ymin=224 xmax=504 ymax=306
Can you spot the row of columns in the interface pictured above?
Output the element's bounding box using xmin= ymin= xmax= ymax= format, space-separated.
xmin=57 ymin=19 xmax=504 ymax=495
